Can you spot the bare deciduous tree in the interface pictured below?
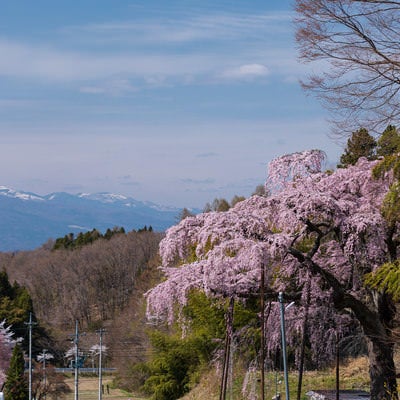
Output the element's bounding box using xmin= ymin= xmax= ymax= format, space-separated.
xmin=295 ymin=0 xmax=400 ymax=134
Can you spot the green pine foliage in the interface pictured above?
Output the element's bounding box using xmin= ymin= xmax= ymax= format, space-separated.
xmin=4 ymin=343 xmax=28 ymax=400
xmin=0 ymin=270 xmax=33 ymax=334
xmin=376 ymin=125 xmax=400 ymax=157
xmin=0 ymin=270 xmax=50 ymax=357
xmin=340 ymin=124 xmax=400 ymax=173
xmin=338 ymin=127 xmax=377 ymax=168
xmin=0 ymin=269 xmax=14 ymax=298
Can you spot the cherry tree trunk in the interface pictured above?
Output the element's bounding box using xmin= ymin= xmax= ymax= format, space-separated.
xmin=367 ymin=337 xmax=398 ymax=400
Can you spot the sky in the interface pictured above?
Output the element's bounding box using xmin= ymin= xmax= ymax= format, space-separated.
xmin=0 ymin=0 xmax=343 ymax=209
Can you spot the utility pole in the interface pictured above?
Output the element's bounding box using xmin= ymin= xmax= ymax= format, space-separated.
xmin=25 ymin=313 xmax=37 ymax=400
xmin=96 ymin=328 xmax=106 ymax=400
xmin=38 ymin=349 xmax=52 ymax=400
xmin=71 ymin=320 xmax=84 ymax=400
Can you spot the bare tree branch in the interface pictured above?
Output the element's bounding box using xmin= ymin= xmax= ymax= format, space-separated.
xmin=295 ymin=0 xmax=400 ymax=135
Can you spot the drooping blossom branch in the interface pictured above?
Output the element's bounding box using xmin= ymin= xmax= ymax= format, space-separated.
xmin=266 ymin=149 xmax=326 ymax=193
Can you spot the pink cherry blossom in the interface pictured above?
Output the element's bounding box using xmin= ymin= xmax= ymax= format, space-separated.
xmin=0 ymin=321 xmax=18 ymax=387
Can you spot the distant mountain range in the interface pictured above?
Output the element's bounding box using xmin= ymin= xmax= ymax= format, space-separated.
xmin=0 ymin=186 xmax=192 ymax=252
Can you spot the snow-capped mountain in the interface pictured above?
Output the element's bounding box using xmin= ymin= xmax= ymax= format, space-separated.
xmin=0 ymin=186 xmax=191 ymax=252
xmin=0 ymin=186 xmax=44 ymax=201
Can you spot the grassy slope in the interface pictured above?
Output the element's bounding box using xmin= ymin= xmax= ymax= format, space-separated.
xmin=179 ymin=356 xmax=387 ymax=400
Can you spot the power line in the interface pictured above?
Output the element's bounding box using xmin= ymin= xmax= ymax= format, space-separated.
xmin=69 ymin=320 xmax=85 ymax=400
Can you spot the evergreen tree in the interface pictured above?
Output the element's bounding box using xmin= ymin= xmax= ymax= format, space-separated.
xmin=4 ymin=343 xmax=28 ymax=400
xmin=376 ymin=125 xmax=400 ymax=157
xmin=0 ymin=271 xmax=34 ymax=342
xmin=338 ymin=127 xmax=377 ymax=167
xmin=0 ymin=272 xmax=48 ymax=357
xmin=0 ymin=270 xmax=13 ymax=298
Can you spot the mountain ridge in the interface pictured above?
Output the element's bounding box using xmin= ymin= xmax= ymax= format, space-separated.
xmin=0 ymin=186 xmax=191 ymax=252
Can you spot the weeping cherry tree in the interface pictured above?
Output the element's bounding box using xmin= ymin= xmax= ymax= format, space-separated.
xmin=146 ymin=150 xmax=398 ymax=400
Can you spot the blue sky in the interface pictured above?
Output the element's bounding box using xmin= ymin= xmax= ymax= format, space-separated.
xmin=0 ymin=0 xmax=342 ymax=208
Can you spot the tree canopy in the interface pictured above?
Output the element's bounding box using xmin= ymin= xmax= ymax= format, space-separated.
xmin=146 ymin=150 xmax=398 ymax=399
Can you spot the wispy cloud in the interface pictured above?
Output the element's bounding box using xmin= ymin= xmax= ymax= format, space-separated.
xmin=220 ymin=64 xmax=269 ymax=81
xmin=64 ymin=11 xmax=293 ymax=45
xmin=0 ymin=38 xmax=214 ymax=82
xmin=0 ymin=9 xmax=300 ymax=89
xmin=196 ymin=152 xmax=219 ymax=158
xmin=0 ymin=37 xmax=293 ymax=87
xmin=180 ymin=178 xmax=215 ymax=185
xmin=80 ymin=78 xmax=137 ymax=96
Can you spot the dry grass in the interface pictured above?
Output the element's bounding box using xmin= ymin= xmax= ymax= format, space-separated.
xmin=63 ymin=375 xmax=146 ymax=400
xmin=179 ymin=368 xmax=221 ymax=400
xmin=180 ymin=356 xmax=374 ymax=400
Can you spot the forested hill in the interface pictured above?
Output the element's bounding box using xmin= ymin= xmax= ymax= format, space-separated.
xmin=0 ymin=187 xmax=189 ymax=251
xmin=1 ymin=228 xmax=164 ymax=378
